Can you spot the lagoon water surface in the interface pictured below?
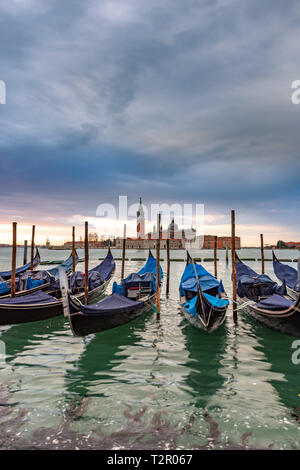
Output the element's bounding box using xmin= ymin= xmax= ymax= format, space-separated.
xmin=0 ymin=247 xmax=300 ymax=449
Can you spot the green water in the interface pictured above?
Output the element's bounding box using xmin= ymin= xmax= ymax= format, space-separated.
xmin=0 ymin=248 xmax=300 ymax=449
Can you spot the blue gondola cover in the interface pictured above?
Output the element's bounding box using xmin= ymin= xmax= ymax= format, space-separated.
xmin=236 ymin=260 xmax=286 ymax=299
xmin=273 ymin=257 xmax=299 ymax=291
xmin=81 ymin=293 xmax=144 ymax=316
xmin=256 ymin=294 xmax=294 ymax=311
xmin=0 ymin=291 xmax=58 ymax=305
xmin=179 ymin=263 xmax=221 ymax=297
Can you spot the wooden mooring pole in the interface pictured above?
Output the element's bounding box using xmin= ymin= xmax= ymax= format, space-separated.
xmin=121 ymin=224 xmax=126 ymax=280
xmin=84 ymin=221 xmax=89 ymax=305
xmin=72 ymin=226 xmax=76 ymax=272
xmin=231 ymin=210 xmax=237 ymax=322
xmin=23 ymin=240 xmax=28 ymax=265
xmin=226 ymin=244 xmax=229 ymax=264
xmin=166 ymin=237 xmax=170 ymax=296
xmin=156 ymin=213 xmax=161 ymax=318
xmin=214 ymin=235 xmax=218 ymax=278
xmin=260 ymin=233 xmax=265 ymax=275
xmin=11 ymin=222 xmax=17 ymax=298
xmin=30 ymin=225 xmax=35 ymax=270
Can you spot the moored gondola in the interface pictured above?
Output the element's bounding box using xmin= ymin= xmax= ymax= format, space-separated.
xmin=61 ymin=251 xmax=162 ymax=337
xmin=0 ymin=249 xmax=115 ymax=326
xmin=0 ymin=247 xmax=41 ymax=281
xmin=272 ymin=251 xmax=299 ymax=301
xmin=0 ymin=250 xmax=79 ymax=298
xmin=179 ymin=252 xmax=228 ymax=333
xmin=235 ymin=253 xmax=300 ymax=337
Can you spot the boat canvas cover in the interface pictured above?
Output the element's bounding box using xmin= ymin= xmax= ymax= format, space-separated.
xmin=0 ymin=249 xmax=40 ymax=280
xmin=81 ymin=293 xmax=144 ymax=316
xmin=90 ymin=251 xmax=115 ymax=281
xmin=47 ymin=251 xmax=79 ymax=279
xmin=180 ymin=263 xmax=221 ymax=297
xmin=17 ymin=270 xmax=55 ymax=291
xmin=273 ymin=258 xmax=299 ymax=291
xmin=0 ymin=290 xmax=58 ymax=306
xmin=138 ymin=254 xmax=162 ymax=282
xmin=256 ymin=294 xmax=294 ymax=311
xmin=122 ymin=272 xmax=157 ymax=295
xmin=183 ymin=293 xmax=229 ymax=318
xmin=236 ymin=261 xmax=285 ymax=299
xmin=0 ymin=282 xmax=10 ymax=295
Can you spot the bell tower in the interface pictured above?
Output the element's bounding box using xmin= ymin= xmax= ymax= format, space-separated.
xmin=137 ymin=197 xmax=145 ymax=239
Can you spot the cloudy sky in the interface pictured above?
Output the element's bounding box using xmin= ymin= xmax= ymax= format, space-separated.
xmin=0 ymin=0 xmax=300 ymax=245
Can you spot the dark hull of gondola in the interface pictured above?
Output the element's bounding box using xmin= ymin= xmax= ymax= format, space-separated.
xmin=180 ymin=293 xmax=228 ymax=333
xmin=68 ymin=293 xmax=155 ymax=337
xmin=0 ymin=273 xmax=114 ymax=326
xmin=237 ymin=294 xmax=300 ymax=337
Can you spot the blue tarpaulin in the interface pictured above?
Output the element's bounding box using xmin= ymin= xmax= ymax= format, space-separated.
xmin=138 ymin=253 xmax=162 ymax=282
xmin=256 ymin=294 xmax=294 ymax=311
xmin=0 ymin=290 xmax=58 ymax=305
xmin=183 ymin=295 xmax=198 ymax=318
xmin=203 ymin=292 xmax=229 ymax=307
xmin=113 ymin=253 xmax=161 ymax=296
xmin=65 ymin=250 xmax=115 ymax=292
xmin=236 ymin=260 xmax=286 ymax=299
xmin=0 ymin=282 xmax=10 ymax=295
xmin=273 ymin=256 xmax=299 ymax=291
xmin=0 ymin=249 xmax=40 ymax=280
xmin=48 ymin=251 xmax=78 ymax=279
xmin=179 ymin=262 xmax=221 ymax=297
xmin=90 ymin=250 xmax=115 ymax=281
xmin=81 ymin=293 xmax=144 ymax=316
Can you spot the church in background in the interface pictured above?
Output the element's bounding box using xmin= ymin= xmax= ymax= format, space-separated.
xmin=115 ymin=198 xmax=241 ymax=250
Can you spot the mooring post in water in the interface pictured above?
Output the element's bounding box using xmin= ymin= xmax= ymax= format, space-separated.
xmin=72 ymin=226 xmax=76 ymax=272
xmin=226 ymin=244 xmax=229 ymax=264
xmin=30 ymin=225 xmax=35 ymax=270
xmin=260 ymin=233 xmax=265 ymax=275
xmin=166 ymin=237 xmax=170 ymax=296
xmin=84 ymin=221 xmax=89 ymax=305
xmin=23 ymin=240 xmax=28 ymax=265
xmin=231 ymin=210 xmax=237 ymax=322
xmin=121 ymin=224 xmax=126 ymax=280
xmin=11 ymin=222 xmax=17 ymax=298
xmin=156 ymin=213 xmax=161 ymax=319
xmin=214 ymin=235 xmax=218 ymax=278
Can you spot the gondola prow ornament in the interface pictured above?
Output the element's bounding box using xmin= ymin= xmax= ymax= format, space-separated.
xmin=59 ymin=266 xmax=70 ymax=318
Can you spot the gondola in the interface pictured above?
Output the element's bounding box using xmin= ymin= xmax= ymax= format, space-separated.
xmin=235 ymin=253 xmax=300 ymax=337
xmin=272 ymin=251 xmax=299 ymax=301
xmin=0 ymin=248 xmax=41 ymax=281
xmin=0 ymin=250 xmax=79 ymax=298
xmin=61 ymin=250 xmax=162 ymax=337
xmin=0 ymin=249 xmax=115 ymax=326
xmin=179 ymin=252 xmax=229 ymax=333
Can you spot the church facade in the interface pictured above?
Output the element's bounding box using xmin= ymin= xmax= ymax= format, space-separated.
xmin=115 ymin=198 xmax=241 ymax=250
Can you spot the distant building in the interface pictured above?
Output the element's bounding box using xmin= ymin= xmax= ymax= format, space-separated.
xmin=46 ymin=238 xmax=51 ymax=249
xmin=115 ymin=198 xmax=241 ymax=250
xmin=203 ymin=235 xmax=241 ymax=250
xmin=277 ymin=240 xmax=300 ymax=249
